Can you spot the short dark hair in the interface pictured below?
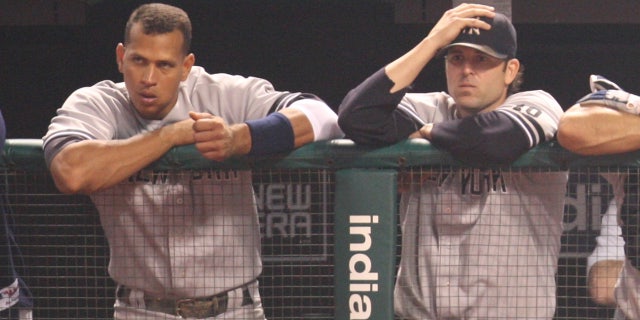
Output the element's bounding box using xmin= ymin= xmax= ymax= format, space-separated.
xmin=124 ymin=3 xmax=192 ymax=55
xmin=508 ymin=62 xmax=524 ymax=95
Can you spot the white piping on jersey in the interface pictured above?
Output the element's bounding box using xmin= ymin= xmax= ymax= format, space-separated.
xmin=272 ymin=93 xmax=303 ymax=112
xmin=495 ymin=108 xmax=538 ymax=148
xmin=397 ymin=101 xmax=426 ymax=126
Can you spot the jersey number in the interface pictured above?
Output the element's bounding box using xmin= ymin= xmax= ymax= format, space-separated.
xmin=512 ymin=104 xmax=542 ymax=118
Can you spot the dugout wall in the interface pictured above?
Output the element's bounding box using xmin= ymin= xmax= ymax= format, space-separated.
xmin=0 ymin=138 xmax=629 ymax=319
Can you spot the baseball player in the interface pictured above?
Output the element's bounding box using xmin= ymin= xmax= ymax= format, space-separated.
xmin=559 ymin=75 xmax=640 ymax=319
xmin=42 ymin=3 xmax=342 ymax=319
xmin=338 ymin=4 xmax=568 ymax=319
xmin=0 ymin=110 xmax=33 ymax=320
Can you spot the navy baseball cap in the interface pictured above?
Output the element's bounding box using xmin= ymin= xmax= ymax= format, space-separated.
xmin=443 ymin=13 xmax=517 ymax=59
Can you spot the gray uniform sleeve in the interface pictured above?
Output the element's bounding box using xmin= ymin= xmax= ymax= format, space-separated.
xmin=42 ymin=81 xmax=129 ymax=167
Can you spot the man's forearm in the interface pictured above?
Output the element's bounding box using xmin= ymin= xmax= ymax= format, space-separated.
xmin=50 ymin=124 xmax=189 ymax=194
xmin=559 ymin=104 xmax=640 ymax=155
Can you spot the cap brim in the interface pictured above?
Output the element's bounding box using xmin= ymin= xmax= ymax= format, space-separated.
xmin=443 ymin=43 xmax=508 ymax=59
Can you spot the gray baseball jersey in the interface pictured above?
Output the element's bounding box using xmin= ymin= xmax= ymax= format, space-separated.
xmin=615 ymin=261 xmax=640 ymax=319
xmin=392 ymin=91 xmax=568 ymax=319
xmin=42 ymin=66 xmax=322 ymax=298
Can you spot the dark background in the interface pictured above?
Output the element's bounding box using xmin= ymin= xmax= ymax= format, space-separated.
xmin=1 ymin=0 xmax=640 ymax=140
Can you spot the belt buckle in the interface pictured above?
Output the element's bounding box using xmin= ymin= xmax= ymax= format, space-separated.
xmin=176 ymin=296 xmax=218 ymax=319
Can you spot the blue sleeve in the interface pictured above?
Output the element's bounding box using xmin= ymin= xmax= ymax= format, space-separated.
xmin=338 ymin=68 xmax=423 ymax=146
xmin=0 ymin=110 xmax=6 ymax=151
xmin=430 ymin=111 xmax=530 ymax=167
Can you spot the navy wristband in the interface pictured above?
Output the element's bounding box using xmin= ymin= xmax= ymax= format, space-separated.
xmin=245 ymin=112 xmax=295 ymax=156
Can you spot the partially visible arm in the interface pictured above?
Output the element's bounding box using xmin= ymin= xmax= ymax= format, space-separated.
xmin=192 ymin=97 xmax=341 ymax=161
xmin=588 ymin=260 xmax=624 ymax=306
xmin=414 ymin=90 xmax=562 ymax=166
xmin=0 ymin=110 xmax=5 ymax=150
xmin=48 ymin=118 xmax=195 ymax=194
xmin=558 ymin=103 xmax=640 ymax=155
xmin=587 ymin=203 xmax=625 ymax=306
xmin=338 ymin=69 xmax=424 ymax=146
xmin=412 ymin=112 xmax=530 ymax=166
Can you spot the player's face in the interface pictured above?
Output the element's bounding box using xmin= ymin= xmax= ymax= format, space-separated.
xmin=445 ymin=46 xmax=518 ymax=117
xmin=116 ymin=23 xmax=195 ymax=120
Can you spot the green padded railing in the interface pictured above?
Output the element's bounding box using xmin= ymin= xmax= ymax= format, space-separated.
xmin=5 ymin=138 xmax=635 ymax=171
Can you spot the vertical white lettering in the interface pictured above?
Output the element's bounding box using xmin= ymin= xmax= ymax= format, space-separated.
xmin=350 ymin=226 xmax=372 ymax=252
xmin=349 ymin=294 xmax=372 ymax=319
xmin=349 ymin=254 xmax=379 ymax=281
xmin=348 ymin=214 xmax=380 ymax=319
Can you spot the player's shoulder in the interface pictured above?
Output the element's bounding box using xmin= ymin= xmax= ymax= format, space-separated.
xmin=62 ymin=80 xmax=129 ymax=114
xmin=511 ymin=89 xmax=555 ymax=98
xmin=402 ymin=91 xmax=455 ymax=120
xmin=508 ymin=90 xmax=557 ymax=102
xmin=184 ymin=66 xmax=274 ymax=91
xmin=186 ymin=66 xmax=269 ymax=84
xmin=505 ymin=90 xmax=562 ymax=112
xmin=403 ymin=91 xmax=453 ymax=108
xmin=69 ymin=79 xmax=120 ymax=94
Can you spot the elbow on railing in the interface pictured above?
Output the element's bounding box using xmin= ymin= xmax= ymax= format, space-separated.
xmin=50 ymin=169 xmax=96 ymax=195
xmin=337 ymin=118 xmax=399 ymax=148
xmin=48 ymin=156 xmax=106 ymax=195
xmin=556 ymin=114 xmax=597 ymax=156
xmin=556 ymin=125 xmax=594 ymax=156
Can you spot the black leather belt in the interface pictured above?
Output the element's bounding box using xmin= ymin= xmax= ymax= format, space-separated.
xmin=116 ymin=284 xmax=254 ymax=319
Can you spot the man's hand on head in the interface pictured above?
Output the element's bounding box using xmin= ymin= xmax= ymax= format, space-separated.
xmin=427 ymin=3 xmax=496 ymax=50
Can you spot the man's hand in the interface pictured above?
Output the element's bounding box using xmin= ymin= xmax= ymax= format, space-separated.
xmin=162 ymin=118 xmax=197 ymax=147
xmin=190 ymin=112 xmax=249 ymax=162
xmin=385 ymin=3 xmax=497 ymax=92
xmin=409 ymin=123 xmax=434 ymax=140
xmin=426 ymin=3 xmax=496 ymax=50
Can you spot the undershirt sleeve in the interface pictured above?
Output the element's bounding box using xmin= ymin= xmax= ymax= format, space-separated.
xmin=429 ymin=91 xmax=561 ymax=167
xmin=429 ymin=111 xmax=530 ymax=167
xmin=338 ymin=68 xmax=423 ymax=146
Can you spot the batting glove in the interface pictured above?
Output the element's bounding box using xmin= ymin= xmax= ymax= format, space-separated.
xmin=589 ymin=74 xmax=622 ymax=92
xmin=577 ymin=89 xmax=640 ymax=115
